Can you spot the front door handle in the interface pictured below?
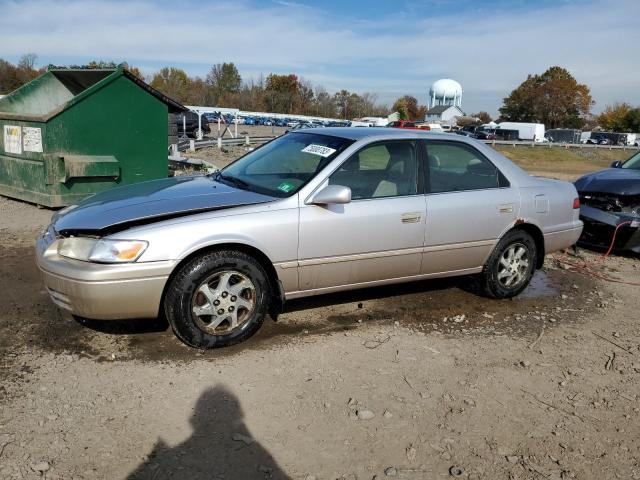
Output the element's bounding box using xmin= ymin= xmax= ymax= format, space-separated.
xmin=401 ymin=212 xmax=422 ymax=223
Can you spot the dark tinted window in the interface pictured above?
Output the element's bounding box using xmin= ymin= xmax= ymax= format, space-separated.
xmin=427 ymin=142 xmax=501 ymax=193
xmin=329 ymin=141 xmax=418 ymax=200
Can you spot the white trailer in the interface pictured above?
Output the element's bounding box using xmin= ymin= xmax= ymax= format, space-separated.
xmin=625 ymin=133 xmax=637 ymax=146
xmin=360 ymin=116 xmax=389 ymax=127
xmin=498 ymin=122 xmax=545 ymax=142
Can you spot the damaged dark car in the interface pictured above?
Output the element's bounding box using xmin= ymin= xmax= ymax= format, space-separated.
xmin=575 ymin=151 xmax=640 ymax=254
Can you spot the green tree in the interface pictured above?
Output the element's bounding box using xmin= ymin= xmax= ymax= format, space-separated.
xmin=333 ymin=89 xmax=351 ymax=119
xmin=393 ymin=98 xmax=409 ymax=120
xmin=314 ymin=86 xmax=337 ymax=117
xmin=392 ymin=95 xmax=427 ymax=121
xmin=0 ymin=54 xmax=41 ymax=94
xmin=265 ymin=74 xmax=300 ymax=113
xmin=624 ymin=107 xmax=640 ymax=132
xmin=206 ymin=63 xmax=241 ymax=106
xmin=297 ymin=79 xmax=315 ymax=115
xmin=598 ymin=103 xmax=632 ymax=131
xmin=150 ymin=67 xmax=191 ymax=103
xmin=499 ymin=66 xmax=593 ymax=128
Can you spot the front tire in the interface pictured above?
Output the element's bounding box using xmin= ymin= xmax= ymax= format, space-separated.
xmin=164 ymin=250 xmax=271 ymax=349
xmin=478 ymin=230 xmax=537 ymax=299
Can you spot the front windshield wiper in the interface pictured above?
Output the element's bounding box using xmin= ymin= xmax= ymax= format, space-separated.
xmin=213 ymin=171 xmax=251 ymax=190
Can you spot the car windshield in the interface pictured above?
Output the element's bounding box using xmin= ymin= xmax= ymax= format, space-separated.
xmin=218 ymin=132 xmax=354 ymax=197
xmin=622 ymin=151 xmax=640 ymax=170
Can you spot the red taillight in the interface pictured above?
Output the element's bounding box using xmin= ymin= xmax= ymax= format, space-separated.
xmin=573 ymin=197 xmax=580 ymax=209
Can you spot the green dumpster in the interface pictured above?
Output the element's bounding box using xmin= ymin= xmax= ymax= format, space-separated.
xmin=0 ymin=64 xmax=186 ymax=207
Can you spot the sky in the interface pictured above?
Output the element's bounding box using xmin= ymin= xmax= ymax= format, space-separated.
xmin=1 ymin=0 xmax=638 ymax=116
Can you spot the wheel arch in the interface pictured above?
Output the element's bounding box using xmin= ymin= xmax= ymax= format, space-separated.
xmin=509 ymin=221 xmax=545 ymax=269
xmin=160 ymin=242 xmax=284 ymax=318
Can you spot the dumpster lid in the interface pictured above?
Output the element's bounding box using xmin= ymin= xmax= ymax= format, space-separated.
xmin=0 ymin=64 xmax=186 ymax=121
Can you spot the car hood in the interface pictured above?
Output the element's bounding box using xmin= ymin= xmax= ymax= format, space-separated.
xmin=574 ymin=168 xmax=640 ymax=196
xmin=52 ymin=175 xmax=276 ymax=235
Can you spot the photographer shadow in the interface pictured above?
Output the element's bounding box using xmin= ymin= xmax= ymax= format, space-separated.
xmin=128 ymin=385 xmax=289 ymax=479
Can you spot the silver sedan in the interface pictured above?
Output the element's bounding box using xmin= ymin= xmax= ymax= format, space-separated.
xmin=35 ymin=128 xmax=583 ymax=348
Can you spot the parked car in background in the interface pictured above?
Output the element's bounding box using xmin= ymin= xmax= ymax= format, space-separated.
xmin=36 ymin=128 xmax=582 ymax=349
xmin=455 ymin=130 xmax=475 ymax=137
xmin=474 ymin=129 xmax=497 ymax=140
xmin=287 ymin=122 xmax=317 ymax=131
xmin=462 ymin=125 xmax=481 ymax=134
xmin=587 ymin=132 xmax=627 ymax=146
xmin=388 ymin=120 xmax=421 ymax=129
xmin=575 ymin=151 xmax=640 ymax=253
xmin=175 ymin=111 xmax=211 ymax=138
xmin=348 ymin=120 xmax=371 ymax=127
xmin=360 ymin=116 xmax=389 ymax=127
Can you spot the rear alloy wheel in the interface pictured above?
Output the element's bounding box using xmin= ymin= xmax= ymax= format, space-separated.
xmin=165 ymin=250 xmax=271 ymax=349
xmin=479 ymin=230 xmax=537 ymax=299
xmin=496 ymin=243 xmax=530 ymax=289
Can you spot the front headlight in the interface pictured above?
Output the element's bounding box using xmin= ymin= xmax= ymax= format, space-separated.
xmin=57 ymin=238 xmax=148 ymax=263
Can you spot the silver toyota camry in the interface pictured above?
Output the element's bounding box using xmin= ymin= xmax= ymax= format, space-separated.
xmin=35 ymin=128 xmax=583 ymax=348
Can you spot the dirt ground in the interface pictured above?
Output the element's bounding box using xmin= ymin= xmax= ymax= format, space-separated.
xmin=1 ymin=155 xmax=640 ymax=479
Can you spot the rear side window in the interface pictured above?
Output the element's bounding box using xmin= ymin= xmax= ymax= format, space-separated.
xmin=426 ymin=142 xmax=504 ymax=193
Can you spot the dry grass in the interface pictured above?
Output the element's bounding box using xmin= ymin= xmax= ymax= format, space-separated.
xmin=493 ymin=144 xmax=635 ymax=181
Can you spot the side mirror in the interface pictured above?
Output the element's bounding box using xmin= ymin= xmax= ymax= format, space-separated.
xmin=310 ymin=184 xmax=351 ymax=205
xmin=611 ymin=160 xmax=622 ymax=168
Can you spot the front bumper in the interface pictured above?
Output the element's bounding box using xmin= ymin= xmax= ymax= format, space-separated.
xmin=578 ymin=205 xmax=640 ymax=254
xmin=35 ymin=233 xmax=176 ymax=320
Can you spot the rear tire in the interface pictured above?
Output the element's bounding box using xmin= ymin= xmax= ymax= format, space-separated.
xmin=164 ymin=250 xmax=271 ymax=349
xmin=478 ymin=230 xmax=537 ymax=299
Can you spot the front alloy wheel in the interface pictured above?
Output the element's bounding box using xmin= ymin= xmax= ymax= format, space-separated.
xmin=192 ymin=271 xmax=256 ymax=335
xmin=165 ymin=250 xmax=271 ymax=349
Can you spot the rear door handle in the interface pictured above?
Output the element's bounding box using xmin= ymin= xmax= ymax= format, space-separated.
xmin=498 ymin=203 xmax=514 ymax=213
xmin=401 ymin=212 xmax=421 ymax=223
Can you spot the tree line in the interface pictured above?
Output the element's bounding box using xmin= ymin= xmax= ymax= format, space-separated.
xmin=2 ymin=55 xmax=638 ymax=130
xmin=0 ymin=55 xmax=431 ymax=120
xmin=499 ymin=65 xmax=640 ymax=132
xmin=148 ymin=63 xmax=393 ymax=119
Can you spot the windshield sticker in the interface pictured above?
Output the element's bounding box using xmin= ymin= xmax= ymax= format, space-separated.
xmin=277 ymin=182 xmax=295 ymax=193
xmin=301 ymin=144 xmax=336 ymax=157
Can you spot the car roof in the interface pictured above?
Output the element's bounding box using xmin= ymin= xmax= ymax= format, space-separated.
xmin=297 ymin=127 xmax=453 ymax=141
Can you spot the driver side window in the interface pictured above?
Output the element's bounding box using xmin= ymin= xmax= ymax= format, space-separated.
xmin=329 ymin=141 xmax=418 ymax=200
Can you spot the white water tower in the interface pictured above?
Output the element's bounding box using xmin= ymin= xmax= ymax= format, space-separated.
xmin=429 ymin=79 xmax=463 ymax=108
